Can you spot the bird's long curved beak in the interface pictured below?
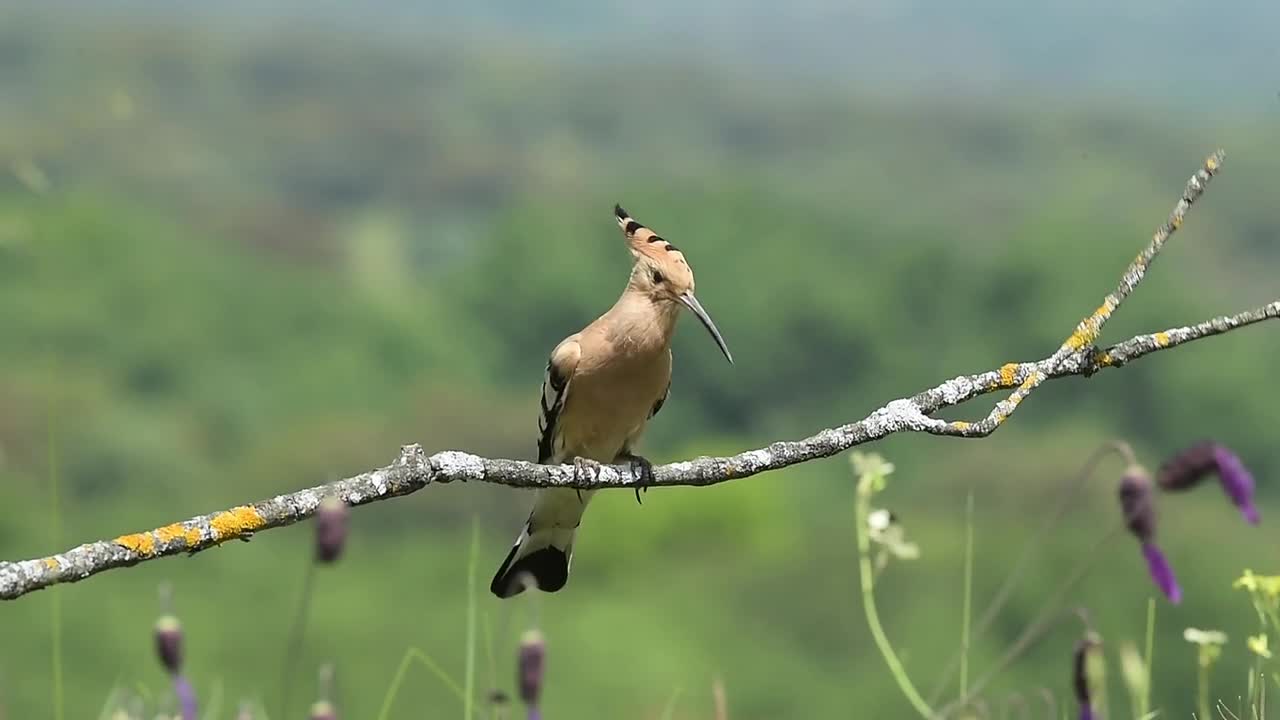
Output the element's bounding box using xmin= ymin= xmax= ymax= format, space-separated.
xmin=680 ymin=293 xmax=733 ymax=364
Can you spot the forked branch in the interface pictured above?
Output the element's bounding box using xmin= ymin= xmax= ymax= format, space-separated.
xmin=3 ymin=150 xmax=1274 ymax=601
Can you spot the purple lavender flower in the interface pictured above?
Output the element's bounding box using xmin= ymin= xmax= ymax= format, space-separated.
xmin=172 ymin=675 xmax=198 ymax=720
xmin=1214 ymin=445 xmax=1259 ymax=524
xmin=518 ymin=629 xmax=546 ymax=716
xmin=1142 ymin=543 xmax=1182 ymax=604
xmin=1157 ymin=441 xmax=1260 ymax=524
xmin=154 ymin=614 xmax=183 ymax=675
xmin=154 ymin=585 xmax=197 ymax=720
xmin=315 ymin=496 xmax=350 ymax=564
xmin=1155 ymin=441 xmax=1215 ymax=490
xmin=1119 ymin=465 xmax=1156 ymax=542
xmin=1119 ymin=465 xmax=1182 ymax=603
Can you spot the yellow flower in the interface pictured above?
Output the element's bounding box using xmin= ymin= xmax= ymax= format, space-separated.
xmin=1236 ymin=569 xmax=1260 ymax=592
xmin=1248 ymin=634 xmax=1272 ymax=659
xmin=1234 ymin=569 xmax=1280 ymax=599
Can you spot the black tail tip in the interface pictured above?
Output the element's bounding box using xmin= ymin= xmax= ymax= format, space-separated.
xmin=614 ymin=203 xmax=628 ymax=221
xmin=490 ymin=547 xmax=570 ymax=599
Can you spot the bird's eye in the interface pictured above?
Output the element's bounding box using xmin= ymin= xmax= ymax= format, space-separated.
xmin=651 ymin=270 xmax=665 ymax=284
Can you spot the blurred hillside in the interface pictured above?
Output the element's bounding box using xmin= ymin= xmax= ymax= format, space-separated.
xmin=28 ymin=0 xmax=1280 ymax=117
xmin=0 ymin=6 xmax=1278 ymax=719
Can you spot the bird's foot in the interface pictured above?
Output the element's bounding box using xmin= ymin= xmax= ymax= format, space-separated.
xmin=620 ymin=453 xmax=655 ymax=505
xmin=572 ymin=457 xmax=602 ymax=503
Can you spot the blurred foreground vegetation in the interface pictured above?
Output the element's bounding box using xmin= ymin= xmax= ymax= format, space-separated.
xmin=1 ymin=9 xmax=1279 ymax=718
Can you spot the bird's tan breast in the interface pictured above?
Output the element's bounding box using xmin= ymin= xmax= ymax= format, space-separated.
xmin=557 ymin=343 xmax=671 ymax=462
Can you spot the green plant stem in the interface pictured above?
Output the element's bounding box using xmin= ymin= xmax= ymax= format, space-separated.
xmin=48 ymin=400 xmax=64 ymax=720
xmin=941 ymin=524 xmax=1123 ymax=716
xmin=856 ymin=484 xmax=934 ymax=719
xmin=928 ymin=441 xmax=1127 ymax=704
xmin=959 ymin=490 xmax=975 ymax=700
xmin=377 ymin=647 xmax=468 ymax=720
xmin=465 ymin=519 xmax=479 ymax=720
xmin=1142 ymin=597 xmax=1155 ymax=718
xmin=482 ymin=611 xmax=496 ymax=705
xmin=1197 ymin=657 xmax=1210 ymax=720
xmin=1260 ymin=668 xmax=1266 ymax=720
xmin=278 ymin=560 xmax=317 ymax=720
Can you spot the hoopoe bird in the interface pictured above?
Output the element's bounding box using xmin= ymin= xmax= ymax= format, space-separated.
xmin=489 ymin=204 xmax=733 ymax=598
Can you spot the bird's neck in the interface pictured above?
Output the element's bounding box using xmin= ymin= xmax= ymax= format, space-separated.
xmin=603 ymin=288 xmax=680 ymax=354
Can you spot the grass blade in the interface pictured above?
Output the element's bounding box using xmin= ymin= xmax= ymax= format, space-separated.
xmin=377 ymin=647 xmax=468 ymax=720
xmin=657 ymin=686 xmax=683 ymax=720
xmin=48 ymin=396 xmax=64 ymax=720
xmin=465 ymin=518 xmax=479 ymax=720
xmin=1143 ymin=596 xmax=1156 ymax=717
xmin=959 ymin=489 xmax=975 ymax=699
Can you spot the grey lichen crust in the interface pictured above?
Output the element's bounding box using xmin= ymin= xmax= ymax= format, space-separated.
xmin=3 ymin=151 xmax=1275 ymax=602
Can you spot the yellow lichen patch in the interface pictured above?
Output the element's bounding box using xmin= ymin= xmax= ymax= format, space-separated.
xmin=1064 ymin=329 xmax=1091 ymax=351
xmin=114 ymin=532 xmax=156 ymax=556
xmin=1095 ymin=351 xmax=1114 ymax=366
xmin=1171 ymin=215 xmax=1183 ymax=229
xmin=185 ymin=526 xmax=203 ymax=545
xmin=998 ymin=363 xmax=1018 ymax=387
xmin=951 ymin=421 xmax=971 ymax=431
xmin=1154 ymin=331 xmax=1170 ymax=348
xmin=154 ymin=523 xmax=194 ymax=548
xmin=1065 ymin=308 xmax=1108 ymax=349
xmin=209 ymin=505 xmax=267 ymax=540
xmin=1205 ymin=155 xmax=1219 ymax=171
xmin=44 ymin=557 xmax=58 ymax=570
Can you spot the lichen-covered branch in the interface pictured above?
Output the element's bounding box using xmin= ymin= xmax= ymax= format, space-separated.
xmin=1 ymin=150 xmax=1272 ymax=602
xmin=926 ymin=150 xmax=1224 ymax=437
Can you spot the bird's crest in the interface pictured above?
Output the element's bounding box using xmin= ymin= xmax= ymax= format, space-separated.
xmin=614 ymin=204 xmax=689 ymax=267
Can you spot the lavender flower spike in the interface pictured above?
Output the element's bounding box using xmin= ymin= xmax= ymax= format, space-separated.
xmin=1155 ymin=441 xmax=1216 ymax=491
xmin=518 ymin=629 xmax=546 ymax=718
xmin=1142 ymin=543 xmax=1182 ymax=604
xmin=1157 ymin=441 xmax=1261 ymax=525
xmin=1213 ymin=445 xmax=1260 ymax=524
xmin=1120 ymin=465 xmax=1182 ymax=603
xmin=172 ymin=674 xmax=198 ymax=720
xmin=315 ymin=496 xmax=350 ymax=564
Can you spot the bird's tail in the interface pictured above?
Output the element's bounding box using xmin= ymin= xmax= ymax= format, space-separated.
xmin=490 ymin=488 xmax=592 ymax=599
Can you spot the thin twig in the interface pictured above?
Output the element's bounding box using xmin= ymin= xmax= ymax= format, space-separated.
xmin=2 ymin=151 xmax=1275 ymax=602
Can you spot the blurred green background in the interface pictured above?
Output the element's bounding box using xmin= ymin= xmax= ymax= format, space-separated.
xmin=1 ymin=2 xmax=1278 ymax=717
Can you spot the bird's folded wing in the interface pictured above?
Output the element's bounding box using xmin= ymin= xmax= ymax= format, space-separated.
xmin=536 ymin=336 xmax=582 ymax=465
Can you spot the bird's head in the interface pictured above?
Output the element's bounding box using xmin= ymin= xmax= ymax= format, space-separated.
xmin=615 ymin=204 xmax=733 ymax=364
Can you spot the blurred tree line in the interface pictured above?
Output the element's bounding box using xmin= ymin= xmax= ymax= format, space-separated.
xmin=0 ymin=9 xmax=1278 ymax=719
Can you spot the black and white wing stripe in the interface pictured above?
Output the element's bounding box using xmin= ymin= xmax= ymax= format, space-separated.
xmin=536 ymin=337 xmax=581 ymax=464
xmin=649 ymin=379 xmax=670 ymax=420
